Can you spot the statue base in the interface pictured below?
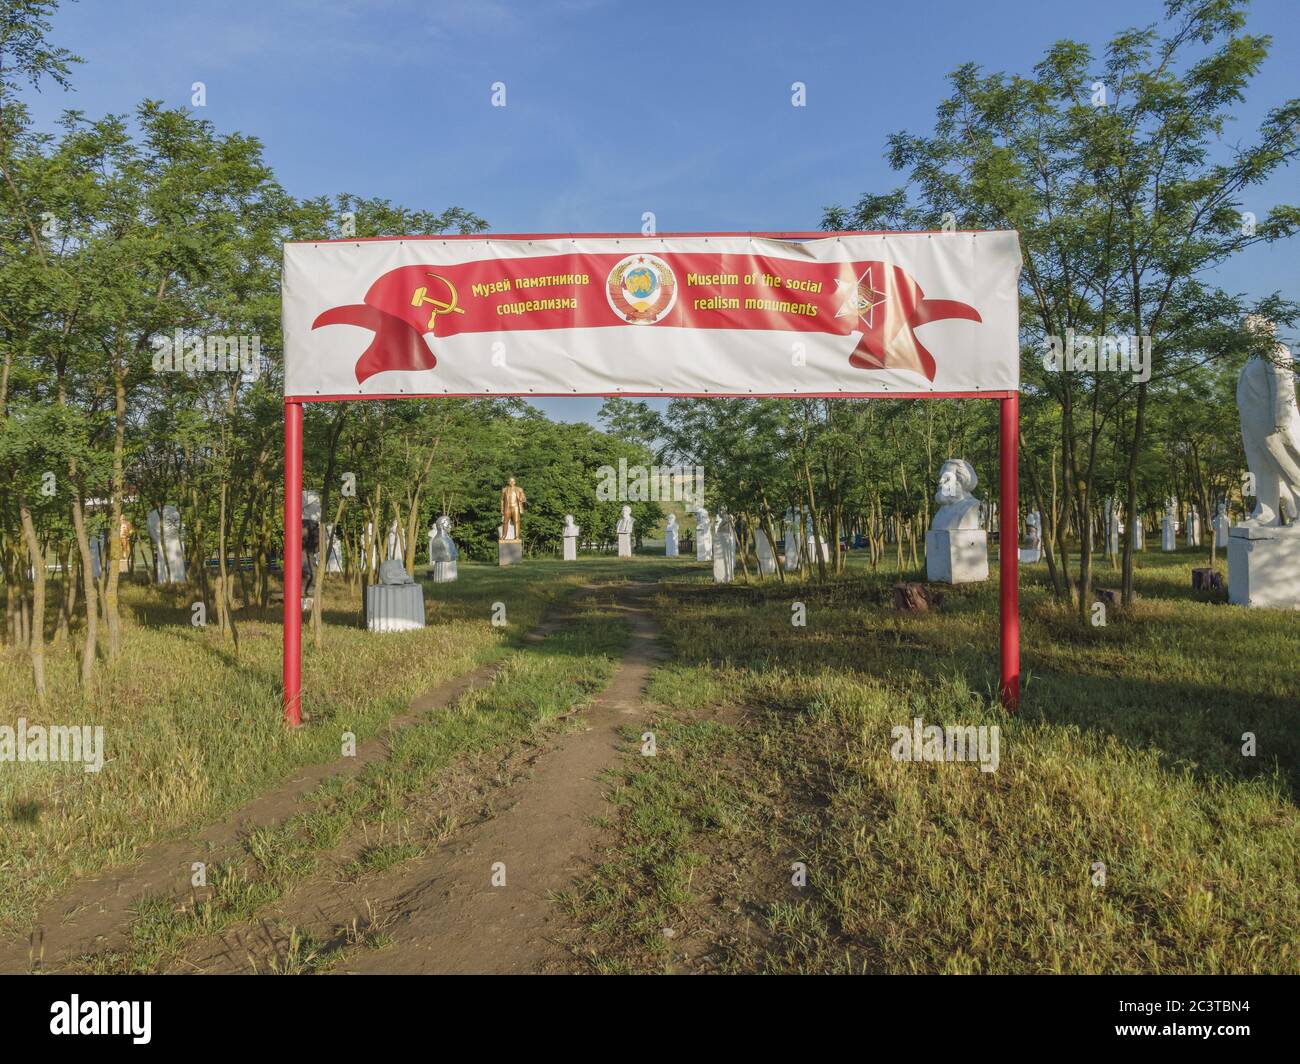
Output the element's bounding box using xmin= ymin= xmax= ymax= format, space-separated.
xmin=498 ymin=540 xmax=522 ymax=566
xmin=617 ymin=532 xmax=632 ymax=558
xmin=365 ymin=583 xmax=426 ymax=633
xmin=1018 ymin=546 xmax=1042 ymax=564
xmin=1228 ymin=524 xmax=1300 ymax=609
xmin=925 ymin=529 xmax=989 ymax=584
xmin=427 ymin=561 xmax=457 ymax=583
xmin=563 ymin=536 xmax=577 ymax=561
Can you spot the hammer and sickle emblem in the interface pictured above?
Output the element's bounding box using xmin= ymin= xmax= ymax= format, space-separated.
xmin=410 ymin=273 xmax=465 ymax=331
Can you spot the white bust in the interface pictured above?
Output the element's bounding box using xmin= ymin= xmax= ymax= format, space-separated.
xmin=616 ymin=506 xmax=633 ymax=534
xmin=563 ymin=514 xmax=579 ymax=535
xmin=1238 ymin=315 xmax=1300 ymax=526
xmin=931 ymin=459 xmax=982 ymax=531
xmin=665 ymin=514 xmax=677 ymax=531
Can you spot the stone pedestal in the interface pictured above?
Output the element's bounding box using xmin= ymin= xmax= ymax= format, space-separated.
xmin=925 ymin=529 xmax=989 ymax=584
xmin=1162 ymin=522 xmax=1178 ymax=551
xmin=365 ymin=583 xmax=426 ymax=632
xmin=563 ymin=535 xmax=577 ymax=561
xmin=1132 ymin=523 xmax=1145 ymax=550
xmin=1228 ymin=525 xmax=1300 ymax=608
xmin=1018 ymin=545 xmax=1042 ymax=564
xmin=1187 ymin=512 xmax=1202 ymax=547
xmin=665 ymin=530 xmax=678 ymax=557
xmin=498 ymin=540 xmax=522 ymax=566
xmin=429 ymin=561 xmax=456 ymax=583
xmin=618 ymin=532 xmax=632 ymax=558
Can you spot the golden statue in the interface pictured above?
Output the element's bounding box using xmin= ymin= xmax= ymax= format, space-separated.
xmin=500 ymin=477 xmax=526 ymax=542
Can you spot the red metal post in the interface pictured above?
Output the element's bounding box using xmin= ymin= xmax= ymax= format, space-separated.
xmin=999 ymin=392 xmax=1020 ymax=710
xmin=283 ymin=400 xmax=303 ymax=725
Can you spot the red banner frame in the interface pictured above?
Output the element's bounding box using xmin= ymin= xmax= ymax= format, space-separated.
xmin=281 ymin=232 xmax=1020 ymax=724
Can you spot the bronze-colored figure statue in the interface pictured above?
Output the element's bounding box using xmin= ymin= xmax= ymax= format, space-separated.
xmin=500 ymin=477 xmax=526 ymax=542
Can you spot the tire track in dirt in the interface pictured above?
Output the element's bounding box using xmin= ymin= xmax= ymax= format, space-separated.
xmin=182 ymin=581 xmax=665 ymax=975
xmin=0 ymin=591 xmax=586 ymax=974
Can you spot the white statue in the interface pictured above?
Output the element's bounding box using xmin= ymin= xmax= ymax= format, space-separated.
xmin=1162 ymin=498 xmax=1179 ymax=552
xmin=1106 ymin=498 xmax=1123 ymax=556
xmin=803 ymin=507 xmax=830 ymax=563
xmin=324 ymin=525 xmax=343 ymax=572
xmin=616 ymin=505 xmax=634 ymax=558
xmin=664 ymin=513 xmax=678 ymax=557
xmin=713 ymin=508 xmax=736 ymax=583
xmin=926 ymin=459 xmax=988 ymax=583
xmin=1229 ymin=317 xmax=1300 ymax=607
xmin=783 ymin=508 xmax=801 ymax=571
xmin=427 ymin=515 xmax=458 ymax=583
xmin=1132 ymin=514 xmax=1145 ymax=551
xmin=694 ymin=506 xmax=712 ymax=561
xmin=386 ymin=520 xmax=403 ymax=562
xmin=1019 ymin=510 xmax=1042 ymax=564
xmin=147 ymin=505 xmax=186 ymax=584
xmin=562 ymin=514 xmax=580 ymax=561
xmin=1212 ymin=500 xmax=1230 ymax=546
xmin=755 ymin=527 xmax=777 ymax=575
xmin=1186 ymin=507 xmax=1202 ymax=547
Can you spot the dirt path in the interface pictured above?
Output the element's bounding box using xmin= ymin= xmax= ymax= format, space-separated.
xmin=177 ymin=581 xmax=665 ymax=975
xmin=0 ymin=595 xmax=583 ymax=974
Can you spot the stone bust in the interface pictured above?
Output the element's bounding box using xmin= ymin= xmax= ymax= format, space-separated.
xmin=931 ymin=459 xmax=982 ymax=531
xmin=616 ymin=505 xmax=633 ymax=535
xmin=563 ymin=514 xmax=579 ymax=536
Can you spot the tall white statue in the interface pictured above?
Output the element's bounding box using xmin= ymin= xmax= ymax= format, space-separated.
xmin=694 ymin=505 xmax=712 ymax=561
xmin=664 ymin=513 xmax=678 ymax=557
xmin=1212 ymin=500 xmax=1230 ymax=546
xmin=1162 ymin=498 xmax=1179 ymax=552
xmin=617 ymin=505 xmax=634 ymax=558
xmin=386 ymin=520 xmax=403 ymax=562
xmin=1186 ymin=507 xmax=1202 ymax=547
xmin=783 ymin=508 xmax=801 ymax=571
xmin=713 ymin=508 xmax=736 ymax=583
xmin=1106 ymin=498 xmax=1123 ymax=556
xmin=427 ymin=515 xmax=458 ymax=583
xmin=1132 ymin=513 xmax=1145 ymax=551
xmin=562 ymin=514 xmax=580 ymax=561
xmin=755 ymin=527 xmax=777 ymax=575
xmin=926 ymin=459 xmax=988 ymax=583
xmin=147 ymin=505 xmax=186 ymax=584
xmin=1229 ymin=317 xmax=1300 ymax=607
xmin=1019 ymin=510 xmax=1042 ymax=564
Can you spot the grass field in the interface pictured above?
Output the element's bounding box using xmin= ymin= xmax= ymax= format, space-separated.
xmin=0 ymin=559 xmax=639 ymax=935
xmin=557 ymin=548 xmax=1300 ymax=974
xmin=4 ymin=546 xmax=1297 ymax=974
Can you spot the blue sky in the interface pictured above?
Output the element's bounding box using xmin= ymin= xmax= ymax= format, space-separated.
xmin=23 ymin=0 xmax=1299 ymax=424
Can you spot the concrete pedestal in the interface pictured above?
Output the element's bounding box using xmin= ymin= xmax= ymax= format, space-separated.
xmin=365 ymin=583 xmax=426 ymax=632
xmin=1162 ymin=523 xmax=1178 ymax=551
xmin=498 ymin=540 xmax=522 ymax=566
xmin=1228 ymin=525 xmax=1300 ymax=609
xmin=428 ymin=560 xmax=456 ymax=583
xmin=665 ymin=532 xmax=678 ymax=557
xmin=925 ymin=529 xmax=989 ymax=584
xmin=617 ymin=532 xmax=632 ymax=558
xmin=1018 ymin=546 xmax=1042 ymax=564
xmin=563 ymin=535 xmax=577 ymax=561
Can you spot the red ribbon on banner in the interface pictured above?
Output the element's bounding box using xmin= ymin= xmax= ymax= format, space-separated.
xmin=312 ymin=252 xmax=981 ymax=384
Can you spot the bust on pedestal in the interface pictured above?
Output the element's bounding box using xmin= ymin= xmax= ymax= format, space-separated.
xmin=694 ymin=506 xmax=712 ymax=561
xmin=1162 ymin=498 xmax=1179 ymax=552
xmin=616 ymin=505 xmax=634 ymax=558
xmin=498 ymin=477 xmax=526 ymax=566
xmin=713 ymin=508 xmax=736 ymax=583
xmin=1019 ymin=510 xmax=1042 ymax=564
xmin=367 ymin=559 xmax=426 ymax=632
xmin=562 ymin=514 xmax=580 ymax=561
xmin=1212 ymin=500 xmax=1230 ymax=546
xmin=1229 ymin=316 xmax=1300 ymax=608
xmin=664 ymin=514 xmax=678 ymax=557
xmin=783 ymin=508 xmax=801 ymax=571
xmin=925 ymin=459 xmax=989 ymax=584
xmin=427 ymin=515 xmax=458 ymax=583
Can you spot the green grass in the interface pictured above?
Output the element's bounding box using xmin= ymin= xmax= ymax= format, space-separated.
xmin=69 ymin=597 xmax=630 ymax=973
xmin=559 ymin=548 xmax=1300 ymax=974
xmin=0 ymin=558 xmax=648 ymax=936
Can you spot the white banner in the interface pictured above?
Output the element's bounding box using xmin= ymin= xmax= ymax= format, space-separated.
xmin=282 ymin=232 xmax=1022 ymax=398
